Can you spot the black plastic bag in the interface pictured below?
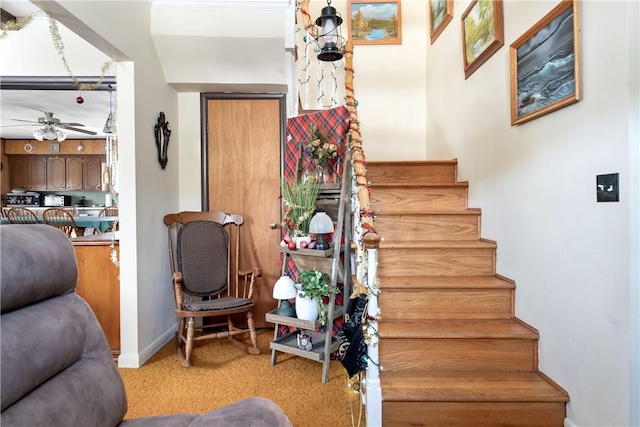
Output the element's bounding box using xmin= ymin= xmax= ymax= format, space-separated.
xmin=336 ymin=293 xmax=368 ymax=378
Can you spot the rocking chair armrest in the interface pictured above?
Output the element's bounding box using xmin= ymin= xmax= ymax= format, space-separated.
xmin=172 ymin=271 xmax=183 ymax=283
xmin=238 ymin=267 xmax=262 ymax=279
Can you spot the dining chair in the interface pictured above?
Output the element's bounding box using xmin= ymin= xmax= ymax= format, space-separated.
xmin=99 ymin=206 xmax=119 ymax=232
xmin=42 ymin=208 xmax=80 ymax=238
xmin=62 ymin=207 xmax=79 ymax=216
xmin=6 ymin=208 xmax=40 ymax=224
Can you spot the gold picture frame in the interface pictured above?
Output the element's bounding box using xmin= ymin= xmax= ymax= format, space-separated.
xmin=429 ymin=0 xmax=453 ymax=44
xmin=509 ymin=0 xmax=580 ymax=125
xmin=461 ymin=0 xmax=504 ymax=79
xmin=347 ymin=1 xmax=402 ymax=45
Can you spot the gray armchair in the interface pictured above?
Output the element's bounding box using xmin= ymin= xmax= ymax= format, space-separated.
xmin=0 ymin=224 xmax=292 ymax=427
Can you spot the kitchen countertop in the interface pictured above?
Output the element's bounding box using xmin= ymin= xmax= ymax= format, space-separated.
xmin=71 ymin=231 xmax=119 ymax=245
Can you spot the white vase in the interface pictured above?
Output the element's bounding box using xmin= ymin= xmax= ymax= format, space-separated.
xmin=295 ymin=290 xmax=318 ymax=322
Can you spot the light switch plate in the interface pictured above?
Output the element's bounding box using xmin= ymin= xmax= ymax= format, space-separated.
xmin=597 ymin=173 xmax=619 ymax=202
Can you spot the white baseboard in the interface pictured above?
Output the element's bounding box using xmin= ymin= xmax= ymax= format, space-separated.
xmin=565 ymin=417 xmax=578 ymax=427
xmin=117 ymin=323 xmax=176 ymax=368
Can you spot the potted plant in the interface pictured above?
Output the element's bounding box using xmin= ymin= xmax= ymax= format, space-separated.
xmin=281 ymin=176 xmax=319 ymax=245
xmin=296 ymin=268 xmax=339 ymax=326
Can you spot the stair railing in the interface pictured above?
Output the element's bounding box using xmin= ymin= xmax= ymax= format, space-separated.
xmin=343 ymin=39 xmax=382 ymax=427
xmin=297 ymin=3 xmax=382 ymax=424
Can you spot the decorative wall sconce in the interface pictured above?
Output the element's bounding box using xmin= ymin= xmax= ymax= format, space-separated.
xmin=154 ymin=112 xmax=171 ymax=169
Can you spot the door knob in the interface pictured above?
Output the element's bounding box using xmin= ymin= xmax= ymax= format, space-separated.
xmin=269 ymin=222 xmax=278 ymax=229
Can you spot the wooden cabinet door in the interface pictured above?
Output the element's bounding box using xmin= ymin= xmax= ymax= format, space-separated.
xmin=27 ymin=157 xmax=47 ymax=190
xmin=9 ymin=156 xmax=28 ymax=190
xmin=73 ymin=244 xmax=120 ymax=355
xmin=65 ymin=157 xmax=84 ymax=190
xmin=83 ymin=157 xmax=102 ymax=191
xmin=47 ymin=157 xmax=67 ymax=190
xmin=204 ymin=94 xmax=284 ymax=328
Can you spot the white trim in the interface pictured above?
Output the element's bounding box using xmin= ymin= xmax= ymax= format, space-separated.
xmin=117 ymin=322 xmax=176 ymax=368
xmin=564 ymin=417 xmax=578 ymax=427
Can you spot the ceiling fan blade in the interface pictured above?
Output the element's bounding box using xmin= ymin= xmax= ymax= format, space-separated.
xmin=60 ymin=125 xmax=97 ymax=135
xmin=11 ymin=118 xmax=39 ymax=124
xmin=59 ymin=122 xmax=85 ymax=127
xmin=0 ymin=124 xmax=38 ymax=128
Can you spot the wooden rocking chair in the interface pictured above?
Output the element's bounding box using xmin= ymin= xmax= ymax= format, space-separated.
xmin=163 ymin=211 xmax=262 ymax=367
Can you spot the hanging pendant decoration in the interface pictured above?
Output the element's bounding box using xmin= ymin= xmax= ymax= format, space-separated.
xmin=154 ymin=112 xmax=171 ymax=169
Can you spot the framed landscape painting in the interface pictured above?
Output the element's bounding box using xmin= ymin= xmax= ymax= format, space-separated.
xmin=429 ymin=0 xmax=453 ymax=44
xmin=461 ymin=0 xmax=504 ymax=79
xmin=510 ymin=0 xmax=580 ymax=125
xmin=347 ymin=1 xmax=402 ymax=45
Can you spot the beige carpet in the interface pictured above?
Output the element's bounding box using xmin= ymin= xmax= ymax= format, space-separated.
xmin=119 ymin=328 xmax=364 ymax=427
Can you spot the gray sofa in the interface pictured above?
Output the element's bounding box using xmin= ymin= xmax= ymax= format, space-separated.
xmin=0 ymin=224 xmax=292 ymax=427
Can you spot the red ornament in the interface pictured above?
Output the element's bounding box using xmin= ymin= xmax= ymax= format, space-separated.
xmin=76 ymin=96 xmax=84 ymax=104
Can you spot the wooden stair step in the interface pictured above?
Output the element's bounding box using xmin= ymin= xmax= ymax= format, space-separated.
xmin=374 ymin=210 xmax=481 ymax=241
xmin=370 ymin=183 xmax=468 ymax=213
xmin=379 ymin=275 xmax=516 ymax=290
xmin=379 ymin=239 xmax=496 ymax=249
xmin=378 ymin=241 xmax=496 ymax=276
xmin=379 ymin=319 xmax=539 ymax=372
xmin=367 ymin=160 xmax=458 ymax=184
xmin=381 ymin=371 xmax=569 ymax=403
xmin=379 ymin=318 xmax=537 ymax=339
xmin=379 ymin=276 xmax=515 ymax=320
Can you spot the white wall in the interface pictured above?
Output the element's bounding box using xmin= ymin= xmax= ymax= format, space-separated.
xmin=44 ymin=1 xmax=182 ymax=367
xmin=424 ymin=1 xmax=639 ymax=426
xmin=305 ymin=0 xmax=427 ymax=160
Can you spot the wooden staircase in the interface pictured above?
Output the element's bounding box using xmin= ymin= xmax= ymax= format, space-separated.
xmin=367 ymin=160 xmax=569 ymax=427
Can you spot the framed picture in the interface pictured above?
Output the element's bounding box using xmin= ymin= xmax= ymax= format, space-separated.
xmin=429 ymin=0 xmax=453 ymax=44
xmin=510 ymin=0 xmax=580 ymax=125
xmin=347 ymin=1 xmax=402 ymax=45
xmin=461 ymin=0 xmax=504 ymax=79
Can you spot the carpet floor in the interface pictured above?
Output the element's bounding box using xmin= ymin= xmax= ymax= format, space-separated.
xmin=118 ymin=328 xmax=364 ymax=427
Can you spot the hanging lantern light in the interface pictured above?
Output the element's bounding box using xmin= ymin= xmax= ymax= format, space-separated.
xmin=314 ymin=0 xmax=344 ymax=62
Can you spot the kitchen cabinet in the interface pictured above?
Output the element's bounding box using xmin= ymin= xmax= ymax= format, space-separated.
xmin=65 ymin=157 xmax=83 ymax=190
xmin=72 ymin=234 xmax=120 ymax=356
xmin=82 ymin=156 xmax=102 ymax=191
xmin=9 ymin=156 xmax=47 ymax=191
xmin=47 ymin=157 xmax=67 ymax=190
xmin=7 ymin=155 xmax=104 ymax=192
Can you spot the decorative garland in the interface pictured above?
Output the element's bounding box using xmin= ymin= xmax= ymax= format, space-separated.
xmin=48 ymin=17 xmax=114 ymax=91
xmin=1 ymin=11 xmax=114 ymax=92
xmin=0 ymin=12 xmax=37 ymax=39
xmin=297 ymin=0 xmax=382 ymax=395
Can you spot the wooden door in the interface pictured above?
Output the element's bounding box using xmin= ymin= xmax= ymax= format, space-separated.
xmin=48 ymin=157 xmax=67 ymax=190
xmin=203 ymin=93 xmax=284 ymax=328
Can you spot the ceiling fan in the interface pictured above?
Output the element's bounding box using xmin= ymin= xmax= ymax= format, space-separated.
xmin=4 ymin=111 xmax=97 ymax=140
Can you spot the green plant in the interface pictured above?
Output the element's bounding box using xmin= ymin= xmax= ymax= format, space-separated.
xmin=281 ymin=177 xmax=319 ymax=237
xmin=297 ymin=269 xmax=339 ymax=326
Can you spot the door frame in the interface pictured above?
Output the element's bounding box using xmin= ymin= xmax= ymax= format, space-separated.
xmin=199 ymin=92 xmax=286 ymax=211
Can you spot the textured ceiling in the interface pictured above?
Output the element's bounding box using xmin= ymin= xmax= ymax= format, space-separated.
xmin=0 ymin=89 xmax=112 ymax=140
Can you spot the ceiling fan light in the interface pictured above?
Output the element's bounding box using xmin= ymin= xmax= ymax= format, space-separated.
xmin=56 ymin=130 xmax=66 ymax=142
xmin=43 ymin=125 xmax=56 ymax=140
xmin=33 ymin=129 xmax=45 ymax=141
